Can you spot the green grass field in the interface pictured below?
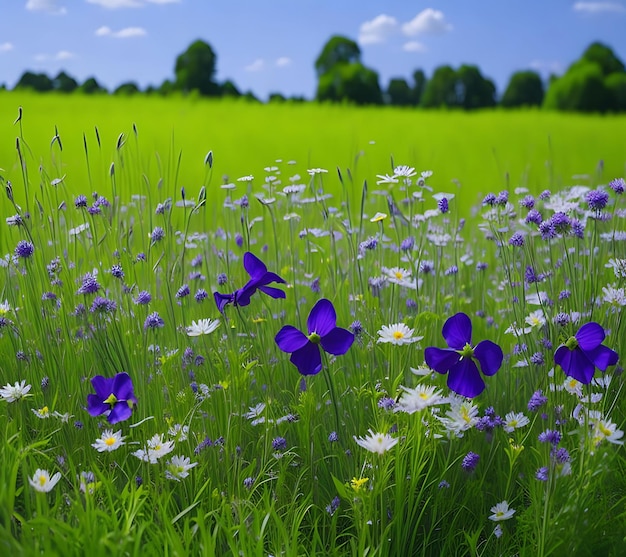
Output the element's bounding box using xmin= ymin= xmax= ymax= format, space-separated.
xmin=1 ymin=93 xmax=626 ymax=556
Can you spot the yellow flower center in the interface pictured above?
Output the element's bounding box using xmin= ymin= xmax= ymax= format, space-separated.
xmin=393 ymin=331 xmax=405 ymax=340
xmin=599 ymin=423 xmax=612 ymax=437
xmin=104 ymin=393 xmax=118 ymax=407
xmin=39 ymin=475 xmax=47 ymax=486
xmin=105 ymin=436 xmax=116 ymax=446
xmin=395 ymin=271 xmax=403 ymax=279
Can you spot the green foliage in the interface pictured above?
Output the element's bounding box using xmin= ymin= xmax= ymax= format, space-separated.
xmin=15 ymin=71 xmax=54 ymax=92
xmin=53 ymin=71 xmax=79 ymax=93
xmin=314 ymin=36 xmax=361 ymax=78
xmin=114 ymin=82 xmax=141 ymax=96
xmin=220 ymin=79 xmax=241 ymax=98
xmin=544 ymin=62 xmax=612 ymax=112
xmin=501 ymin=71 xmax=544 ymax=108
xmin=174 ymin=39 xmax=220 ymax=96
xmin=606 ymin=72 xmax=626 ymax=111
xmin=317 ymin=62 xmax=383 ymax=105
xmin=412 ymin=69 xmax=427 ymax=106
xmin=79 ymin=77 xmax=107 ymax=95
xmin=421 ymin=65 xmax=458 ymax=108
xmin=579 ymin=41 xmax=625 ymax=76
xmin=456 ymin=64 xmax=496 ymax=109
xmin=386 ymin=78 xmax=413 ymax=106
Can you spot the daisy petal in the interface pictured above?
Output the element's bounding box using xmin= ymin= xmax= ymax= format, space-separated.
xmin=442 ymin=313 xmax=472 ymax=350
xmin=474 ymin=340 xmax=503 ymax=376
xmin=424 ymin=347 xmax=461 ymax=374
xmin=307 ymin=299 xmax=337 ymax=336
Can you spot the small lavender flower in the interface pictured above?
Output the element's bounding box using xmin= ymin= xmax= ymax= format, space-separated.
xmin=144 ymin=311 xmax=165 ymax=330
xmin=378 ymin=397 xmax=396 ymax=410
xmin=406 ymin=298 xmax=417 ymax=310
xmin=74 ymin=195 xmax=88 ymax=208
xmin=191 ymin=254 xmax=203 ymax=268
xmin=328 ymin=431 xmax=339 ymax=443
xmin=194 ymin=436 xmax=213 ymax=455
xmin=134 ymin=290 xmax=151 ymax=305
xmin=558 ymin=290 xmax=571 ymax=300
xmin=400 ymin=236 xmax=415 ymax=251
xmin=528 ymin=390 xmax=548 ymax=412
xmin=235 ymin=233 xmax=244 ymax=248
xmin=525 ymin=209 xmax=543 ymax=225
xmin=539 ymin=220 xmax=556 ymax=240
xmin=360 ymin=237 xmax=378 ymax=251
xmin=419 ymin=260 xmax=434 ymax=274
xmin=444 ymin=265 xmax=458 ymax=276
xmin=482 ymin=193 xmax=497 ymax=206
xmin=77 ymin=272 xmax=100 ymax=295
xmin=135 ymin=476 xmax=143 ymax=487
xmin=90 ymin=296 xmax=116 ymax=314
xmin=136 ymin=252 xmax=146 ymax=262
xmin=272 ymin=436 xmax=287 ymax=452
xmin=195 ymin=289 xmax=208 ymax=302
xmin=509 ymin=232 xmax=524 ymax=247
xmin=586 ymin=189 xmax=609 ymax=211
xmin=609 ymin=177 xmax=625 ymax=195
xmin=553 ymin=312 xmax=570 ymax=327
xmin=495 ymin=191 xmax=509 ymax=206
xmin=525 ymin=266 xmax=539 ymax=284
xmin=520 ymin=195 xmax=535 ymax=209
xmin=538 ymin=429 xmax=561 ymax=445
xmin=538 ymin=189 xmax=551 ymax=200
xmin=535 ymin=466 xmax=549 ymax=482
xmin=310 ymin=277 xmax=321 ymax=293
xmin=111 ymin=264 xmax=124 ymax=279
xmin=476 ymin=262 xmax=488 ymax=271
xmin=461 ymin=452 xmax=480 ymax=472
xmin=326 ymin=496 xmax=340 ymax=516
xmin=438 ymin=480 xmax=450 ymax=489
xmin=570 ymin=219 xmax=585 ymax=239
xmin=15 ymin=240 xmax=34 ymax=259
xmin=216 ymin=273 xmax=227 ymax=285
xmin=530 ymin=352 xmax=545 ymax=366
xmin=552 ymin=447 xmax=570 ymax=463
xmin=176 ymin=284 xmax=190 ymax=299
xmin=150 ymin=226 xmax=165 ymax=243
xmin=87 ymin=205 xmax=101 ymax=215
xmin=438 ymin=197 xmax=449 ymax=214
xmin=550 ymin=212 xmax=571 ymax=233
xmin=74 ymin=420 xmax=84 ymax=429
xmin=243 ymin=476 xmax=255 ymax=490
xmin=350 ymin=320 xmax=363 ymax=336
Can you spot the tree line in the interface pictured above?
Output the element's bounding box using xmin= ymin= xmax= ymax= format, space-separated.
xmin=3 ymin=36 xmax=626 ymax=112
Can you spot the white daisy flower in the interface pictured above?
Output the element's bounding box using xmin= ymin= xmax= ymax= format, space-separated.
xmin=606 ymin=258 xmax=626 ymax=279
xmin=381 ymin=266 xmax=415 ymax=288
xmin=31 ymin=406 xmax=51 ymax=419
xmin=168 ymin=423 xmax=189 ymax=442
xmin=489 ymin=501 xmax=515 ymax=522
xmin=502 ymin=411 xmax=530 ymax=433
xmin=132 ymin=433 xmax=175 ymax=463
xmin=165 ymin=455 xmax=198 ymax=481
xmin=92 ymin=430 xmax=125 ymax=452
xmin=186 ymin=318 xmax=221 ymax=337
xmin=353 ymin=429 xmax=398 ymax=455
xmin=0 ymin=380 xmax=32 ymax=402
xmin=29 ymin=469 xmax=62 ymax=493
xmin=591 ymin=418 xmax=624 ymax=446
xmin=393 ymin=165 xmax=416 ymax=178
xmin=525 ymin=309 xmax=546 ymax=329
xmin=377 ymin=323 xmax=423 ymax=345
xmin=437 ymin=397 xmax=479 ymax=437
xmin=602 ymin=284 xmax=626 ymax=307
xmin=395 ymin=385 xmax=445 ymax=414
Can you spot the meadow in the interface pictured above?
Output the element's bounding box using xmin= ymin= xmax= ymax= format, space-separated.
xmin=1 ymin=92 xmax=626 ymax=556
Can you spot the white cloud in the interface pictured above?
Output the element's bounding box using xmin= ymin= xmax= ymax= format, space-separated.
xmin=529 ymin=60 xmax=564 ymax=75
xmin=358 ymin=14 xmax=398 ymax=45
xmin=402 ymin=8 xmax=452 ymax=36
xmin=56 ymin=50 xmax=74 ymax=60
xmin=95 ymin=25 xmax=147 ymax=38
xmin=276 ymin=57 xmax=291 ymax=67
xmin=245 ymin=58 xmax=264 ymax=72
xmin=26 ymin=0 xmax=66 ymax=14
xmin=403 ymin=41 xmax=427 ymax=53
xmin=86 ymin=0 xmax=179 ymax=7
xmin=573 ymin=2 xmax=625 ymax=13
xmin=0 ymin=42 xmax=14 ymax=53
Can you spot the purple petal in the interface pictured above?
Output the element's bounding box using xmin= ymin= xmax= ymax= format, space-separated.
xmin=424 ymin=347 xmax=461 ymax=374
xmin=473 ymin=340 xmax=503 ymax=376
xmin=275 ymin=325 xmax=309 ymax=353
xmin=575 ymin=322 xmax=605 ymax=351
xmin=86 ymin=394 xmax=108 ymax=417
xmin=214 ymin=291 xmax=234 ymax=313
xmin=243 ymin=252 xmax=267 ymax=279
xmin=290 ymin=342 xmax=322 ymax=375
xmin=258 ymin=285 xmax=286 ymax=299
xmin=234 ymin=283 xmax=256 ymax=307
xmin=442 ymin=313 xmax=472 ymax=350
xmin=320 ymin=327 xmax=354 ymax=355
xmin=261 ymin=271 xmax=286 ymax=285
xmin=307 ymin=299 xmax=337 ymax=336
xmin=108 ymin=402 xmax=132 ymax=424
xmin=90 ymin=375 xmax=114 ymax=398
xmin=556 ymin=346 xmax=595 ymax=384
xmin=584 ymin=344 xmax=618 ymax=372
xmin=447 ymin=358 xmax=485 ymax=398
xmin=112 ymin=372 xmax=135 ymax=401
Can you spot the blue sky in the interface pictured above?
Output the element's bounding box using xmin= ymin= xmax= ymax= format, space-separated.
xmin=1 ymin=0 xmax=625 ymax=100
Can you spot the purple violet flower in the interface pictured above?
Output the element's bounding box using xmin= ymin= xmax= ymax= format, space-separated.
xmin=275 ymin=298 xmax=354 ymax=376
xmin=554 ymin=322 xmax=618 ymax=384
xmin=213 ymin=252 xmax=286 ymax=313
xmin=424 ymin=312 xmax=503 ymax=398
xmin=86 ymin=372 xmax=137 ymax=424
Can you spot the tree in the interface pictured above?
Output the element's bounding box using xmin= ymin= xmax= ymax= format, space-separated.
xmin=544 ymin=62 xmax=612 ymax=112
xmin=501 ymin=71 xmax=544 ymax=108
xmin=456 ymin=65 xmax=496 ymax=109
xmin=317 ymin=62 xmax=382 ymax=105
xmin=314 ymin=36 xmax=361 ymax=77
xmin=386 ymin=78 xmax=413 ymax=106
xmin=53 ymin=71 xmax=78 ymax=93
xmin=174 ymin=39 xmax=220 ymax=96
xmin=268 ymin=92 xmax=286 ymax=103
xmin=420 ymin=65 xmax=458 ymax=108
xmin=606 ymin=72 xmax=626 ymax=111
xmin=14 ymin=71 xmax=53 ymax=92
xmin=578 ymin=41 xmax=625 ymax=76
xmin=412 ymin=69 xmax=427 ymax=105
xmin=114 ymin=82 xmax=140 ymax=95
xmin=79 ymin=77 xmax=107 ymax=94
xmin=220 ymin=79 xmax=241 ymax=98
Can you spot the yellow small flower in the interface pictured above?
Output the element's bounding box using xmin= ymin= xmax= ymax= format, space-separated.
xmin=252 ymin=317 xmax=267 ymax=324
xmin=350 ymin=477 xmax=369 ymax=492
xmin=218 ymin=380 xmax=230 ymax=390
xmin=32 ymin=406 xmax=50 ymax=419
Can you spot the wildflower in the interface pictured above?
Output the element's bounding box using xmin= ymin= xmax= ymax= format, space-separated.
xmin=393 ymin=165 xmax=416 ymax=178
xmin=77 ymin=272 xmax=100 ymax=295
xmin=609 ymin=177 xmax=625 ymax=194
xmin=75 ymin=194 xmax=88 ymax=208
xmin=275 ymin=298 xmax=354 ymax=375
xmin=176 ymin=284 xmax=190 ymax=299
xmin=15 ymin=240 xmax=34 ymax=259
xmin=165 ymin=455 xmax=197 ymax=481
xmin=488 ymin=501 xmax=515 ymax=522
xmin=602 ymin=284 xmax=626 ymax=307
xmin=195 ymin=289 xmax=208 ymax=302
xmin=134 ymin=290 xmax=152 ymax=305
xmin=90 ymin=296 xmax=117 ymax=314
xmin=272 ymin=436 xmax=287 ymax=452
xmin=461 ymin=451 xmax=480 ymax=472
xmin=535 ymin=466 xmax=549 ymax=482
xmin=395 ymin=385 xmax=445 ymax=413
xmin=29 ymin=469 xmax=62 ymax=493
xmin=86 ymin=372 xmax=137 ymax=424
xmin=353 ymin=429 xmax=398 ymax=454
xmin=79 ymin=471 xmax=99 ymax=494
xmin=110 ymin=264 xmax=124 ymax=279
xmin=133 ymin=434 xmax=175 ymax=463
xmin=144 ymin=312 xmax=165 ymax=330
xmin=186 ymin=318 xmax=220 ymax=336
xmin=425 ymin=313 xmax=503 ymax=398
xmin=326 ymin=496 xmax=340 ymax=516
xmin=538 ymin=429 xmax=561 ymax=445
xmin=606 ymin=258 xmax=626 ymax=279
xmin=350 ymin=477 xmax=369 ymax=491
xmin=591 ymin=417 xmax=624 ymax=446
xmin=377 ymin=323 xmax=423 ymax=346
xmin=149 ymin=226 xmax=165 ymax=243
xmin=381 ymin=266 xmax=415 ymax=287
xmin=328 ymin=431 xmax=339 ymax=442
xmin=213 ymin=252 xmax=286 ymax=313
xmin=525 ymin=310 xmax=546 ymax=329
xmin=503 ymin=412 xmax=530 ymax=433
xmin=437 ymin=396 xmax=479 ymax=436
xmin=243 ymin=476 xmax=255 ymax=489
xmin=509 ymin=232 xmax=524 ymax=246
xmin=32 ymin=406 xmax=50 ymax=419
xmin=0 ymin=380 xmax=32 ymax=402
xmin=92 ymin=429 xmax=125 ymax=452
xmin=586 ymin=189 xmax=609 ymax=211
xmin=554 ymin=322 xmax=619 ymax=384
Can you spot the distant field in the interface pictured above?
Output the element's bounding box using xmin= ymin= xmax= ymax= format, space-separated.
xmin=1 ymin=91 xmax=626 ymax=214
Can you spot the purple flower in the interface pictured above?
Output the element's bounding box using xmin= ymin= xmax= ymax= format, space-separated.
xmin=144 ymin=311 xmax=165 ymax=330
xmin=90 ymin=296 xmax=117 ymax=314
xmin=275 ymin=298 xmax=354 ymax=376
xmin=424 ymin=312 xmax=503 ymax=398
xmin=86 ymin=372 xmax=137 ymax=424
xmin=111 ymin=264 xmax=124 ymax=279
xmin=538 ymin=429 xmax=561 ymax=445
xmin=15 ymin=240 xmax=34 ymax=259
xmin=554 ymin=322 xmax=618 ymax=384
xmin=438 ymin=197 xmax=449 ymax=214
xmin=77 ymin=272 xmax=100 ymax=295
xmin=535 ymin=466 xmax=549 ymax=482
xmin=213 ymin=252 xmax=286 ymax=313
xmin=509 ymin=232 xmax=524 ymax=247
xmin=176 ymin=284 xmax=190 ymax=299
xmin=150 ymin=226 xmax=165 ymax=243
xmin=134 ymin=290 xmax=151 ymax=305
xmin=75 ymin=195 xmax=88 ymax=208
xmin=585 ymin=189 xmax=609 ymax=211
xmin=461 ymin=451 xmax=480 ymax=472
xmin=609 ymin=177 xmax=625 ymax=195
xmin=527 ymin=389 xmax=547 ymax=412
